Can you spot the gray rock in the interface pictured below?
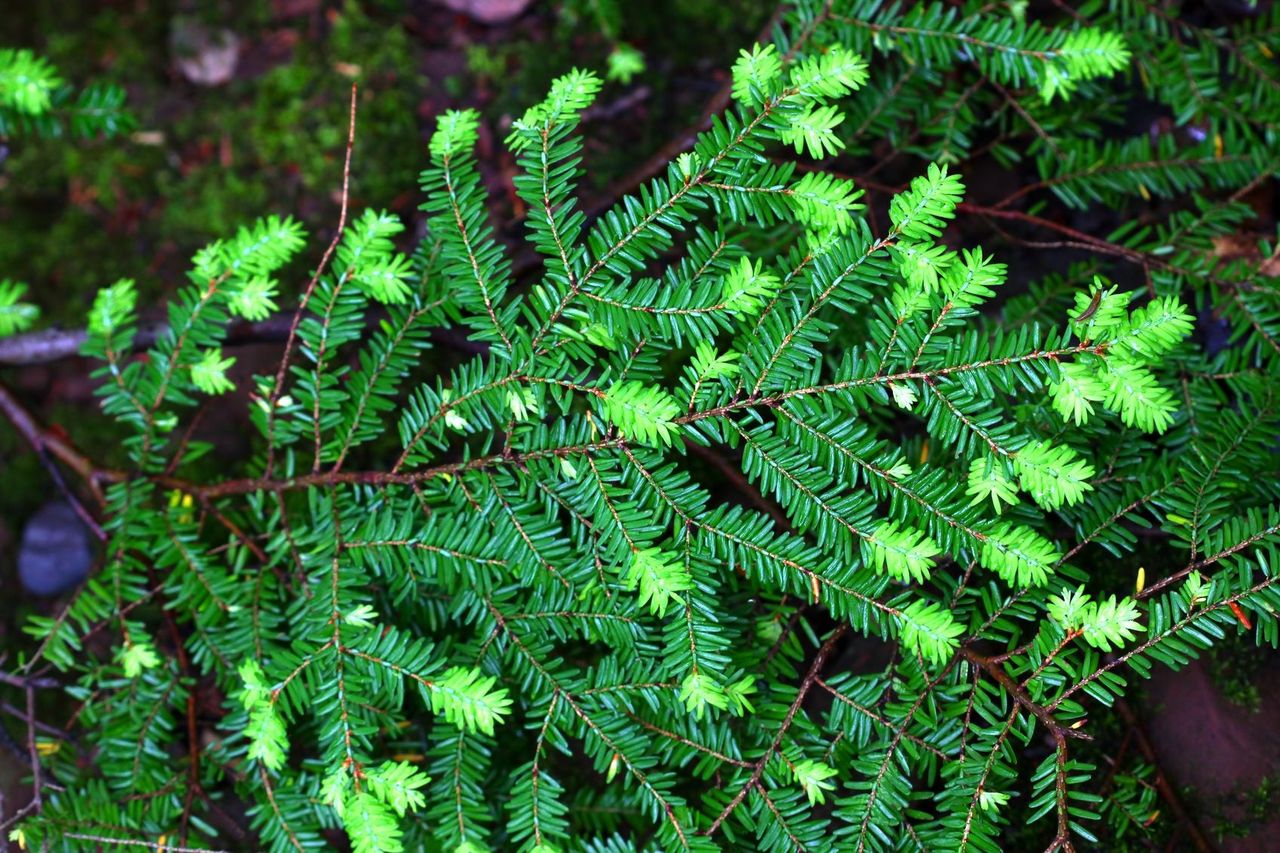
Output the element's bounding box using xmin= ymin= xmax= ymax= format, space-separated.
xmin=171 ymin=19 xmax=240 ymax=87
xmin=18 ymin=501 xmax=93 ymax=597
xmin=433 ymin=0 xmax=534 ymax=25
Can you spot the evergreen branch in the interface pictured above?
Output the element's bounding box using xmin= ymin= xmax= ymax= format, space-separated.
xmin=530 ymin=95 xmax=783 ymax=351
xmin=1054 ymin=572 xmax=1280 ymax=709
xmin=814 ymin=677 xmax=949 ymax=760
xmin=484 ymin=601 xmax=693 ymax=848
xmin=685 ymin=344 xmax=1103 ymax=424
xmin=619 ymin=445 xmax=899 ymax=618
xmin=624 ymin=710 xmax=753 ymax=768
xmin=436 ymin=130 xmax=514 ymax=353
xmin=17 ymin=6 xmax=1280 ymax=849
xmin=328 ymin=298 xmax=447 ymax=471
xmin=849 ymin=661 xmax=958 ymax=851
xmin=258 ymin=766 xmax=306 ymax=852
xmin=192 ymin=439 xmax=623 ymax=499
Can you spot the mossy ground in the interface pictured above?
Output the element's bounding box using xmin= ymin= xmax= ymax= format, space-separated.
xmin=0 ymin=0 xmax=771 ymax=327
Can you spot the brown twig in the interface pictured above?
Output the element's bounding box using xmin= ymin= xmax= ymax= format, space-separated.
xmin=0 ymin=702 xmax=72 ymax=741
xmin=958 ymin=647 xmax=1092 ymax=743
xmin=0 ymin=312 xmax=298 ymax=367
xmin=264 ymin=83 xmax=358 ymax=480
xmin=25 ymin=686 xmax=41 ymax=814
xmin=1113 ymin=699 xmax=1214 ymax=853
xmin=706 ymin=625 xmax=848 ymax=837
xmin=60 ymin=834 xmax=230 ymax=852
xmin=0 ymin=661 xmax=59 ymax=691
xmin=0 ymin=309 xmax=486 ymax=369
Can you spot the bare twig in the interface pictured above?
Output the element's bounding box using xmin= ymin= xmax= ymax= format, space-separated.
xmin=0 ymin=311 xmax=484 ymax=369
xmin=264 ymin=83 xmax=358 ymax=480
xmin=25 ymin=686 xmax=41 ymax=814
xmin=0 ymin=312 xmax=298 ymax=367
xmin=0 ymin=379 xmax=105 ymax=539
xmin=0 ymin=702 xmax=72 ymax=740
xmin=0 ymin=670 xmax=59 ymax=690
xmin=1113 ymin=699 xmax=1214 ymax=853
xmin=61 ymin=834 xmax=230 ymax=852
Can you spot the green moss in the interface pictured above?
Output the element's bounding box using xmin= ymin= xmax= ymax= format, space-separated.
xmin=0 ymin=0 xmax=775 ymax=328
xmin=1206 ymin=632 xmax=1266 ymax=713
xmin=0 ymin=1 xmax=422 ymax=326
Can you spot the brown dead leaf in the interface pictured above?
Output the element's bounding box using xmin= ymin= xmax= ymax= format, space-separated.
xmin=1210 ymin=232 xmax=1259 ymax=262
xmin=1261 ymin=246 xmax=1280 ymax=278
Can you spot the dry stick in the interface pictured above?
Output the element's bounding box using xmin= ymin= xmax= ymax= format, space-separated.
xmin=1112 ymin=699 xmax=1214 ymax=853
xmin=0 ymin=703 xmax=71 ymax=743
xmin=61 ymin=834 xmax=230 ymax=853
xmin=955 ymin=201 xmax=1147 ymax=263
xmin=0 ymin=667 xmax=58 ymax=691
xmin=0 ymin=311 xmax=300 ymax=367
xmin=0 ymin=379 xmax=105 ymax=540
xmin=0 ymin=309 xmax=484 ymax=370
xmin=263 ymin=83 xmax=358 ymax=481
xmin=0 ymin=799 xmax=38 ymax=835
xmin=0 ymin=310 xmax=330 ymax=368
xmin=0 ymin=379 xmax=123 ymax=496
xmin=25 ymin=686 xmax=40 ymax=814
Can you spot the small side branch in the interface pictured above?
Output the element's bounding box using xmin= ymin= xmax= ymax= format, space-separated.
xmin=705 ymin=625 xmax=848 ymax=837
xmin=958 ymin=647 xmax=1092 ymax=743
